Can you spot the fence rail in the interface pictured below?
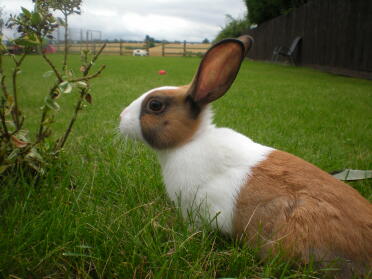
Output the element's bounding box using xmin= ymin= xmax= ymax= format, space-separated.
xmin=246 ymin=0 xmax=372 ymax=79
xmin=53 ymin=41 xmax=210 ymax=57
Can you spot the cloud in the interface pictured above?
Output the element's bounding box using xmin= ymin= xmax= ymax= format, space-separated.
xmin=2 ymin=0 xmax=247 ymax=41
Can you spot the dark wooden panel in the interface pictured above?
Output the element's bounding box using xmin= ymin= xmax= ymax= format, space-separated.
xmin=246 ymin=0 xmax=372 ymax=78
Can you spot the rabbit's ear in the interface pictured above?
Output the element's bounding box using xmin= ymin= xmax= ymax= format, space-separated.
xmin=188 ymin=35 xmax=253 ymax=105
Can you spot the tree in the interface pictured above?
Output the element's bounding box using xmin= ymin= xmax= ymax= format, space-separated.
xmin=244 ymin=0 xmax=308 ymax=25
xmin=202 ymin=38 xmax=210 ymax=44
xmin=44 ymin=0 xmax=82 ymax=71
xmin=144 ymin=35 xmax=155 ymax=48
xmin=0 ymin=6 xmax=5 ymax=36
xmin=214 ymin=15 xmax=250 ymax=43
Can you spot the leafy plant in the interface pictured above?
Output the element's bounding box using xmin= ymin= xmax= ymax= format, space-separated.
xmin=43 ymin=0 xmax=82 ymax=71
xmin=214 ymin=15 xmax=250 ymax=43
xmin=0 ymin=3 xmax=106 ymax=176
xmin=244 ymin=0 xmax=309 ymax=25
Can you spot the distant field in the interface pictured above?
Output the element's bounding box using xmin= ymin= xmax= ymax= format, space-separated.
xmin=1 ymin=55 xmax=371 ymax=277
xmin=55 ymin=42 xmax=211 ymax=56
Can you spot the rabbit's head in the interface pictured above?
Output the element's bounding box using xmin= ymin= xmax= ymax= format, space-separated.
xmin=119 ymin=35 xmax=253 ymax=149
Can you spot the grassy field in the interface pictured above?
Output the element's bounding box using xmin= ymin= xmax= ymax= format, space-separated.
xmin=0 ymin=54 xmax=371 ymax=278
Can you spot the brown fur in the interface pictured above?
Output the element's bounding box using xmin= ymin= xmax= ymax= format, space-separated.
xmin=192 ymin=43 xmax=243 ymax=104
xmin=140 ymin=87 xmax=202 ymax=149
xmin=233 ymin=150 xmax=372 ymax=277
xmin=139 ymin=37 xmax=253 ymax=149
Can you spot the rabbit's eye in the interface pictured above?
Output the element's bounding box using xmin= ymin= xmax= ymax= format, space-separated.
xmin=148 ymin=99 xmax=164 ymax=112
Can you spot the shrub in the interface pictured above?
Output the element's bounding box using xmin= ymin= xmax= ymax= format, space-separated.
xmin=214 ymin=15 xmax=250 ymax=43
xmin=0 ymin=3 xmax=106 ymax=177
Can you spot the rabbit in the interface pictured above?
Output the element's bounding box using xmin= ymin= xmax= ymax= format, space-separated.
xmin=119 ymin=35 xmax=372 ymax=278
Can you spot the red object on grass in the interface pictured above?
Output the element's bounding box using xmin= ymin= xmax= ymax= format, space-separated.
xmin=43 ymin=45 xmax=57 ymax=54
xmin=158 ymin=70 xmax=167 ymax=75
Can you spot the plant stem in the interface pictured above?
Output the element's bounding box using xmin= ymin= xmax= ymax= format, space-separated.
xmin=69 ymin=65 xmax=106 ymax=83
xmin=57 ymin=90 xmax=84 ymax=149
xmin=36 ymin=83 xmax=58 ymax=142
xmin=0 ymin=100 xmax=9 ymax=138
xmin=56 ymin=43 xmax=106 ymax=150
xmin=0 ymin=55 xmax=9 ymax=99
xmin=0 ymin=55 xmax=10 ymax=139
xmin=63 ymin=13 xmax=68 ymax=72
xmin=37 ymin=107 xmax=48 ymax=141
xmin=11 ymin=53 xmax=27 ymax=130
xmin=41 ymin=51 xmax=63 ymax=82
xmin=83 ymin=43 xmax=107 ymax=76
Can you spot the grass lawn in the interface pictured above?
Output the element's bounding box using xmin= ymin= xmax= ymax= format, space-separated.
xmin=1 ymin=54 xmax=371 ymax=278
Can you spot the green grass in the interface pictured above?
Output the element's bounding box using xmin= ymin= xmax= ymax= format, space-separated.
xmin=1 ymin=54 xmax=371 ymax=278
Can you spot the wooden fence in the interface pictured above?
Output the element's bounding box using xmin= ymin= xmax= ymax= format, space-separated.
xmin=246 ymin=0 xmax=372 ymax=79
xmin=54 ymin=41 xmax=210 ymax=57
xmin=160 ymin=41 xmax=209 ymax=57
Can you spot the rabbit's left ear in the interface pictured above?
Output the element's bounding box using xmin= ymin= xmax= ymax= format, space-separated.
xmin=188 ymin=35 xmax=253 ymax=105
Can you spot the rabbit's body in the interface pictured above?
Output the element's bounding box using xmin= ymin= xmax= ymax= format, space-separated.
xmin=119 ymin=36 xmax=372 ymax=277
xmin=157 ymin=106 xmax=273 ymax=234
xmin=234 ymin=149 xmax=372 ymax=275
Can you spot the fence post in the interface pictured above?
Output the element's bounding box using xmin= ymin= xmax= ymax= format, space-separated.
xmin=162 ymin=41 xmax=165 ymax=56
xmin=183 ymin=40 xmax=186 ymax=56
xmin=86 ymin=30 xmax=89 ymax=50
xmin=80 ymin=29 xmax=83 ymax=53
xmin=56 ymin=27 xmax=60 ymax=52
xmin=120 ymin=40 xmax=123 ymax=55
xmin=145 ymin=41 xmax=149 ymax=55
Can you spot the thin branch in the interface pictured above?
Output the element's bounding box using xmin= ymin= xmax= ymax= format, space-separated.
xmin=83 ymin=43 xmax=107 ymax=76
xmin=69 ymin=65 xmax=106 ymax=83
xmin=36 ymin=83 xmax=58 ymax=141
xmin=1 ymin=75 xmax=9 ymax=98
xmin=56 ymin=89 xmax=84 ymax=149
xmin=56 ymin=42 xmax=106 ymax=150
xmin=8 ymin=53 xmax=27 ymax=130
xmin=37 ymin=108 xmax=48 ymax=142
xmin=13 ymin=53 xmax=26 ymax=127
xmin=17 ymin=53 xmax=27 ymax=66
xmin=41 ymin=51 xmax=63 ymax=82
xmin=57 ymin=44 xmax=106 ymax=150
xmin=63 ymin=13 xmax=68 ymax=72
xmin=0 ymin=101 xmax=9 ymax=138
xmin=11 ymin=53 xmax=26 ymax=67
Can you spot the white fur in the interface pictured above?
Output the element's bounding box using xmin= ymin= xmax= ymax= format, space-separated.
xmin=119 ymin=87 xmax=274 ymax=235
xmin=157 ymin=107 xmax=273 ymax=234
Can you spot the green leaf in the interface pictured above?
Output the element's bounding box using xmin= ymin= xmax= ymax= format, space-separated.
xmin=15 ymin=34 xmax=40 ymax=46
xmin=25 ymin=159 xmax=45 ymax=174
xmin=5 ymin=121 xmax=16 ymax=130
xmin=43 ymin=71 xmax=54 ymax=78
xmin=44 ymin=96 xmax=60 ymax=111
xmin=0 ymin=165 xmax=10 ymax=174
xmin=76 ymin=81 xmax=87 ymax=88
xmin=26 ymin=148 xmax=44 ymax=162
xmin=6 ymin=95 xmax=14 ymax=106
xmin=7 ymin=148 xmax=20 ymax=161
xmin=59 ymin=81 xmax=72 ymax=94
xmin=31 ymin=12 xmax=42 ymax=25
xmin=21 ymin=7 xmax=31 ymax=18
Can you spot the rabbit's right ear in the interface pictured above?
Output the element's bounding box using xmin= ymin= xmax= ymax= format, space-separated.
xmin=188 ymin=35 xmax=253 ymax=105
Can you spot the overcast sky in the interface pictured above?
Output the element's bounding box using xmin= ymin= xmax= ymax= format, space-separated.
xmin=2 ymin=0 xmax=247 ymax=42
